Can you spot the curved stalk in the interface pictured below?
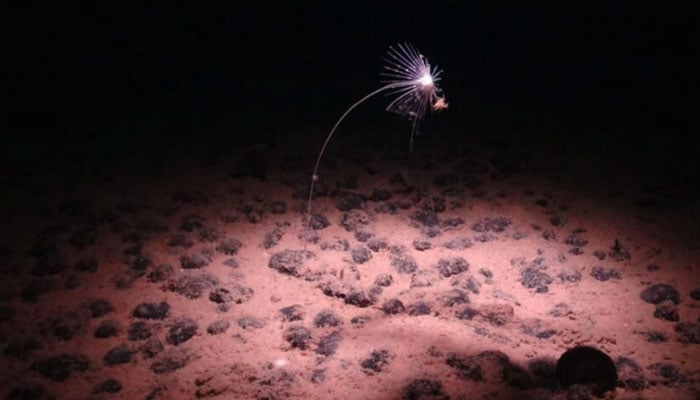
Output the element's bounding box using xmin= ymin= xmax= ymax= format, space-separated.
xmin=306 ymin=82 xmax=401 ymax=220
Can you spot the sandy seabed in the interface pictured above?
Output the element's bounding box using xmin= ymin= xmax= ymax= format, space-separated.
xmin=1 ymin=130 xmax=699 ymax=400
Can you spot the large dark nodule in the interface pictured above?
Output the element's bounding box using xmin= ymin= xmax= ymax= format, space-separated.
xmin=556 ymin=346 xmax=618 ymax=396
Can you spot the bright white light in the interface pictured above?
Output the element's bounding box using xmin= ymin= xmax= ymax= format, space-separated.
xmin=418 ymin=72 xmax=433 ymax=86
xmin=273 ymin=358 xmax=288 ymax=367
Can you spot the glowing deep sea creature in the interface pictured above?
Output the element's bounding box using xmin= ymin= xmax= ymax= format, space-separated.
xmin=306 ymin=43 xmax=447 ymax=220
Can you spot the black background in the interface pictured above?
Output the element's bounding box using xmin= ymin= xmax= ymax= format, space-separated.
xmin=3 ymin=2 xmax=697 ymax=164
